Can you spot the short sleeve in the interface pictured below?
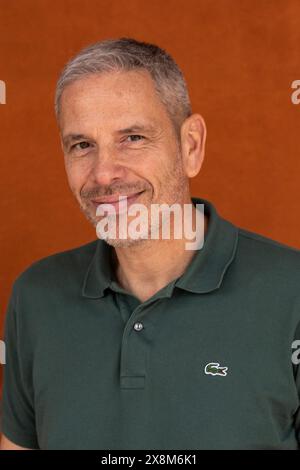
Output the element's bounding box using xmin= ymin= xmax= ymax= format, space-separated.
xmin=0 ymin=284 xmax=39 ymax=449
xmin=294 ymin=319 xmax=300 ymax=447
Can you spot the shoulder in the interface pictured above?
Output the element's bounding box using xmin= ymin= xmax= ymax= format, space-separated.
xmin=237 ymin=225 xmax=300 ymax=258
xmin=236 ymin=226 xmax=300 ymax=290
xmin=12 ymin=239 xmax=99 ymax=299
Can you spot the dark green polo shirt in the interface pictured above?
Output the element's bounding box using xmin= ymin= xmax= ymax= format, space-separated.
xmin=1 ymin=197 xmax=300 ymax=450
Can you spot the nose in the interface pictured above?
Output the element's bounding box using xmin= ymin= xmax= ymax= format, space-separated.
xmin=89 ymin=149 xmax=127 ymax=187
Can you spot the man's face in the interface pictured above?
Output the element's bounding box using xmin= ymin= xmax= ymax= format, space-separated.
xmin=59 ymin=70 xmax=190 ymax=247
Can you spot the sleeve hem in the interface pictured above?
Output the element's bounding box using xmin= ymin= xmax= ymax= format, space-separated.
xmin=1 ymin=421 xmax=39 ymax=449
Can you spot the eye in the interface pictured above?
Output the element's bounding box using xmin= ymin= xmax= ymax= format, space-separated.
xmin=70 ymin=141 xmax=92 ymax=153
xmin=126 ymin=135 xmax=145 ymax=142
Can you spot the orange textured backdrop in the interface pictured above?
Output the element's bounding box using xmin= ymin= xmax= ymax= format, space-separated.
xmin=1 ymin=0 xmax=300 ymax=394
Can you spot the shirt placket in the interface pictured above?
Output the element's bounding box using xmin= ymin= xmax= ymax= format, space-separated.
xmin=110 ymin=280 xmax=176 ymax=391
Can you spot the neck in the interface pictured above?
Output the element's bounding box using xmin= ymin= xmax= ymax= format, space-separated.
xmin=112 ymin=200 xmax=208 ymax=302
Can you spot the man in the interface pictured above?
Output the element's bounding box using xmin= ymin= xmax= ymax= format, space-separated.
xmin=1 ymin=38 xmax=300 ymax=450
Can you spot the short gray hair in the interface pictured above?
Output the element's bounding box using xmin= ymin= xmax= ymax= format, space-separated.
xmin=55 ymin=37 xmax=192 ymax=134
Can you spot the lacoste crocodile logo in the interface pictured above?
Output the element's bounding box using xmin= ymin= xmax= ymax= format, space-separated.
xmin=204 ymin=362 xmax=228 ymax=377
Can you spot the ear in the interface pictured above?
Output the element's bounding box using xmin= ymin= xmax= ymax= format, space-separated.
xmin=180 ymin=114 xmax=207 ymax=178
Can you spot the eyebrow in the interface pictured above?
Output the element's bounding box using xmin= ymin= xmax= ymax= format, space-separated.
xmin=62 ymin=123 xmax=157 ymax=148
xmin=115 ymin=123 xmax=157 ymax=135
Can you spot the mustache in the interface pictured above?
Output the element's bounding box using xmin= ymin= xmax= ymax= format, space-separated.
xmin=81 ymin=183 xmax=148 ymax=200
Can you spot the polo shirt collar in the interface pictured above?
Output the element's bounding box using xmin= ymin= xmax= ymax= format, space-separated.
xmin=82 ymin=233 xmax=112 ymax=299
xmin=175 ymin=197 xmax=239 ymax=293
xmin=81 ymin=197 xmax=239 ymax=299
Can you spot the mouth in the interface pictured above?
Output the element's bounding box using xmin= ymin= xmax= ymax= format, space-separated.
xmin=91 ymin=190 xmax=145 ymax=214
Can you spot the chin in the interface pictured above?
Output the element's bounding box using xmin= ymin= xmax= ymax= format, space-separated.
xmin=102 ymin=235 xmax=150 ymax=248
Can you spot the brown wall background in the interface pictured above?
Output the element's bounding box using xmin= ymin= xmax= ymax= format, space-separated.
xmin=1 ymin=0 xmax=300 ymax=393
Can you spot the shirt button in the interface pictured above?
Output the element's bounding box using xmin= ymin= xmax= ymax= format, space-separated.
xmin=133 ymin=322 xmax=144 ymax=332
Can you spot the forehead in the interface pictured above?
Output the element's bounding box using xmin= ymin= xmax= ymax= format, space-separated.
xmin=59 ymin=70 xmax=169 ymax=133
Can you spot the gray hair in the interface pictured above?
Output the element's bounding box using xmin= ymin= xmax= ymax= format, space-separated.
xmin=54 ymin=37 xmax=192 ymax=135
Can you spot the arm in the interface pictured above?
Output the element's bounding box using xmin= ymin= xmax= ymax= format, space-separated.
xmin=0 ymin=434 xmax=31 ymax=450
xmin=1 ymin=282 xmax=39 ymax=450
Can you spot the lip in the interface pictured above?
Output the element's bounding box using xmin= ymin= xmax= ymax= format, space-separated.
xmin=91 ymin=191 xmax=145 ymax=214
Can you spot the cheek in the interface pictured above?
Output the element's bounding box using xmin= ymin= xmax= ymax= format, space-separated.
xmin=143 ymin=149 xmax=170 ymax=175
xmin=156 ymin=152 xmax=181 ymax=180
xmin=64 ymin=159 xmax=90 ymax=192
